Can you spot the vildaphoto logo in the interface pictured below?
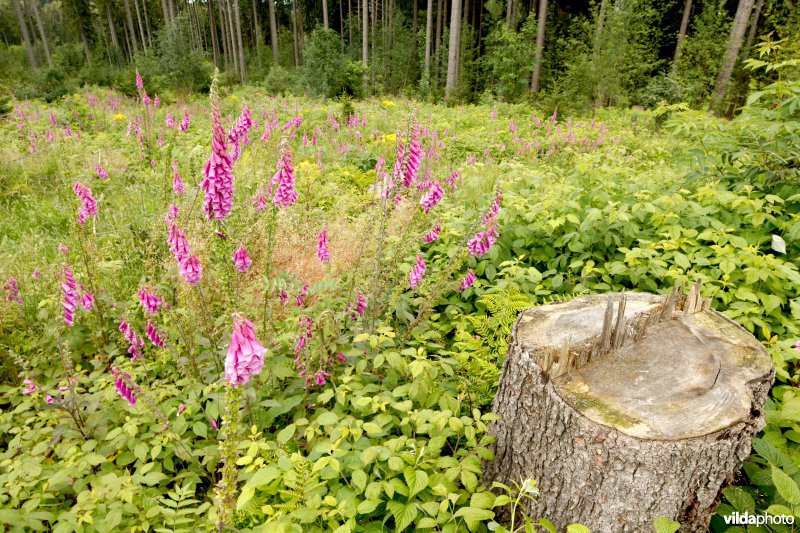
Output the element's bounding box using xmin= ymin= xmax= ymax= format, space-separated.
xmin=723 ymin=512 xmax=795 ymax=526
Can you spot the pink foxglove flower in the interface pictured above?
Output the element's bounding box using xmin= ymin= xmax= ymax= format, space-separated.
xmin=95 ymin=165 xmax=108 ymax=179
xmin=119 ymin=318 xmax=145 ymax=361
xmin=32 ymin=269 xmax=40 ymax=280
xmin=420 ymin=182 xmax=444 ymax=214
xmin=80 ymin=291 xmax=94 ymax=311
xmin=224 ymin=315 xmax=266 ymax=387
xmin=232 ymin=246 xmax=252 ymax=272
xmin=4 ymin=277 xmax=22 ymax=304
xmin=58 ymin=243 xmax=69 ymax=255
xmin=135 ymin=70 xmax=144 ymax=91
xmin=114 ymin=371 xmax=137 ymax=405
xmin=313 ymin=369 xmax=330 ymax=386
xmin=458 ymin=269 xmax=476 ymax=291
xmin=253 ymin=185 xmax=267 ymax=211
xmin=177 ymin=403 xmax=186 ymax=415
xmin=146 ymin=320 xmax=165 ymax=348
xmin=403 ymin=126 xmax=422 ymax=187
xmin=46 ymin=394 xmax=55 ymax=404
xmin=422 ymin=224 xmax=441 ymax=243
xmin=228 ymin=106 xmax=252 ymax=144
xmin=317 ymin=229 xmax=330 ymax=263
xmin=210 ymin=419 xmax=218 ymax=430
xmin=165 ymin=204 xmax=179 ymax=223
xmin=467 ymin=225 xmax=499 ymax=257
xmin=62 ymin=265 xmax=78 ymax=326
xmin=138 ymin=287 xmax=162 ymax=314
xmin=409 ymin=254 xmax=426 ymax=288
xmin=482 ymin=193 xmax=502 ymax=225
xmin=73 ymin=182 xmax=97 ymax=225
xmin=180 ymin=255 xmax=202 ymax=286
xmin=272 ymin=144 xmax=298 ymax=208
xmin=167 ymin=224 xmax=190 ymax=263
xmin=296 ymin=282 xmax=309 ymax=307
xmin=22 ymin=379 xmax=36 ymax=394
xmin=172 ymin=161 xmax=184 ymax=195
xmin=200 ymin=93 xmax=235 ymax=220
xmin=179 ymin=110 xmax=190 ymax=132
xmin=349 ymin=291 xmax=367 ymax=318
xmin=153 ymin=95 xmax=160 ymax=108
xmin=794 ymin=341 xmax=800 ymax=351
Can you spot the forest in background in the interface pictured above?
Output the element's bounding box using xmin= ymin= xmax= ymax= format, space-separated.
xmin=0 ymin=0 xmax=798 ymax=115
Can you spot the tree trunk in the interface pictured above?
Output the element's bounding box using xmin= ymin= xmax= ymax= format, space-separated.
xmin=709 ymin=0 xmax=755 ymax=115
xmin=162 ymin=0 xmax=171 ymax=25
xmin=23 ymin=0 xmax=42 ymax=67
xmin=209 ymin=0 xmax=221 ymax=68
xmin=234 ymin=0 xmax=246 ymax=82
xmin=531 ymin=0 xmax=546 ymax=92
xmin=253 ymin=0 xmax=262 ymax=46
xmin=594 ymin=0 xmax=607 ymax=53
xmin=268 ymin=0 xmax=279 ymax=63
xmin=484 ymin=289 xmax=773 ymax=532
xmin=291 ymin=0 xmax=299 ymax=67
xmin=434 ymin=0 xmax=442 ymax=84
xmin=362 ymin=0 xmax=368 ymax=94
xmin=444 ymin=0 xmax=460 ymax=99
xmin=15 ymin=0 xmax=37 ymax=69
xmin=339 ymin=0 xmax=345 ymax=50
xmin=133 ymin=0 xmax=148 ymax=51
xmin=323 ymin=0 xmax=329 ymax=29
xmin=81 ymin=27 xmax=93 ymax=66
xmin=505 ymin=0 xmax=512 ymax=29
xmin=107 ymin=2 xmax=121 ymax=55
xmin=142 ymin=0 xmax=154 ymax=48
xmin=424 ymin=0 xmax=433 ymax=79
xmin=742 ymin=0 xmax=765 ymax=59
xmin=225 ymin=0 xmax=240 ymax=77
xmin=30 ymin=0 xmax=51 ymax=65
xmin=124 ymin=0 xmax=139 ymax=53
xmin=672 ymin=0 xmax=692 ymax=72
xmin=348 ymin=0 xmax=353 ymax=48
xmin=169 ymin=0 xmax=176 ymax=22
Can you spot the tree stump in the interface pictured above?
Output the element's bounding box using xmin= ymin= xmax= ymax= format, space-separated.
xmin=484 ymin=286 xmax=774 ymax=532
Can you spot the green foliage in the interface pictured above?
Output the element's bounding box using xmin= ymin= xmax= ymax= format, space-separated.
xmin=481 ymin=19 xmax=535 ymax=102
xmin=302 ymin=27 xmax=353 ymax=98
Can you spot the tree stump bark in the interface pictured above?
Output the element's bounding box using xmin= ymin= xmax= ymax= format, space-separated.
xmin=484 ymin=287 xmax=774 ymax=532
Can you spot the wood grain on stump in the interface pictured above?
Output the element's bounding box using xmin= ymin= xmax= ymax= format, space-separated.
xmin=483 ymin=289 xmax=774 ymax=532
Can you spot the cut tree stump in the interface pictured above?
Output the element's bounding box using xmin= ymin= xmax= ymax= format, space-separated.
xmin=483 ymin=286 xmax=774 ymax=532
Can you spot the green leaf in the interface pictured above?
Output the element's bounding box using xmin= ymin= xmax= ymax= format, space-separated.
xmin=772 ymin=465 xmax=800 ymax=505
xmin=357 ymin=499 xmax=381 ymax=514
xmin=404 ymin=467 xmax=429 ymax=499
xmin=566 ymin=525 xmax=591 ymax=533
xmin=246 ymin=465 xmax=281 ymax=488
xmin=316 ymin=411 xmax=339 ymax=426
xmin=653 ymin=517 xmax=680 ymax=533
xmin=454 ymin=507 xmax=494 ymax=531
xmin=192 ymin=421 xmax=207 ymax=438
xmin=276 ymin=424 xmax=296 ymax=444
xmin=352 ymin=469 xmax=368 ymax=492
xmin=387 ymin=501 xmax=419 ymax=531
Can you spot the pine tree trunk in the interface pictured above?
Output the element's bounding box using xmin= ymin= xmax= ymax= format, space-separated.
xmin=291 ymin=0 xmax=299 ymax=67
xmin=484 ymin=291 xmax=774 ymax=532
xmin=434 ymin=0 xmax=442 ymax=85
xmin=225 ymin=0 xmax=240 ymax=77
xmin=253 ymin=0 xmax=262 ymax=46
xmin=107 ymin=2 xmax=121 ymax=54
xmin=362 ymin=0 xmax=368 ymax=94
xmin=81 ymin=27 xmax=93 ymax=66
xmin=505 ymin=0 xmax=512 ymax=28
xmin=14 ymin=0 xmax=37 ymax=69
xmin=234 ymin=0 xmax=246 ymax=82
xmin=348 ymin=0 xmax=353 ymax=48
xmin=424 ymin=0 xmax=433 ymax=79
xmin=672 ymin=0 xmax=692 ymax=72
xmin=531 ymin=0 xmax=546 ymax=92
xmin=339 ymin=0 xmax=345 ymax=50
xmin=162 ymin=0 xmax=171 ymax=25
xmin=30 ymin=0 xmax=51 ymax=65
xmin=133 ymin=0 xmax=148 ymax=51
xmin=23 ymin=0 xmax=42 ymax=67
xmin=710 ymin=0 xmax=755 ymax=115
xmin=268 ymin=0 xmax=279 ymax=64
xmin=742 ymin=0 xmax=765 ymax=59
xmin=142 ymin=0 xmax=153 ymax=48
xmin=594 ymin=0 xmax=607 ymax=52
xmin=445 ymin=0 xmax=460 ymax=99
xmin=169 ymin=0 xmax=176 ymax=22
xmin=124 ymin=0 xmax=139 ymax=53
xmin=323 ymin=0 xmax=329 ymax=29
xmin=209 ymin=0 xmax=221 ymax=68
xmin=219 ymin=0 xmax=231 ymax=75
